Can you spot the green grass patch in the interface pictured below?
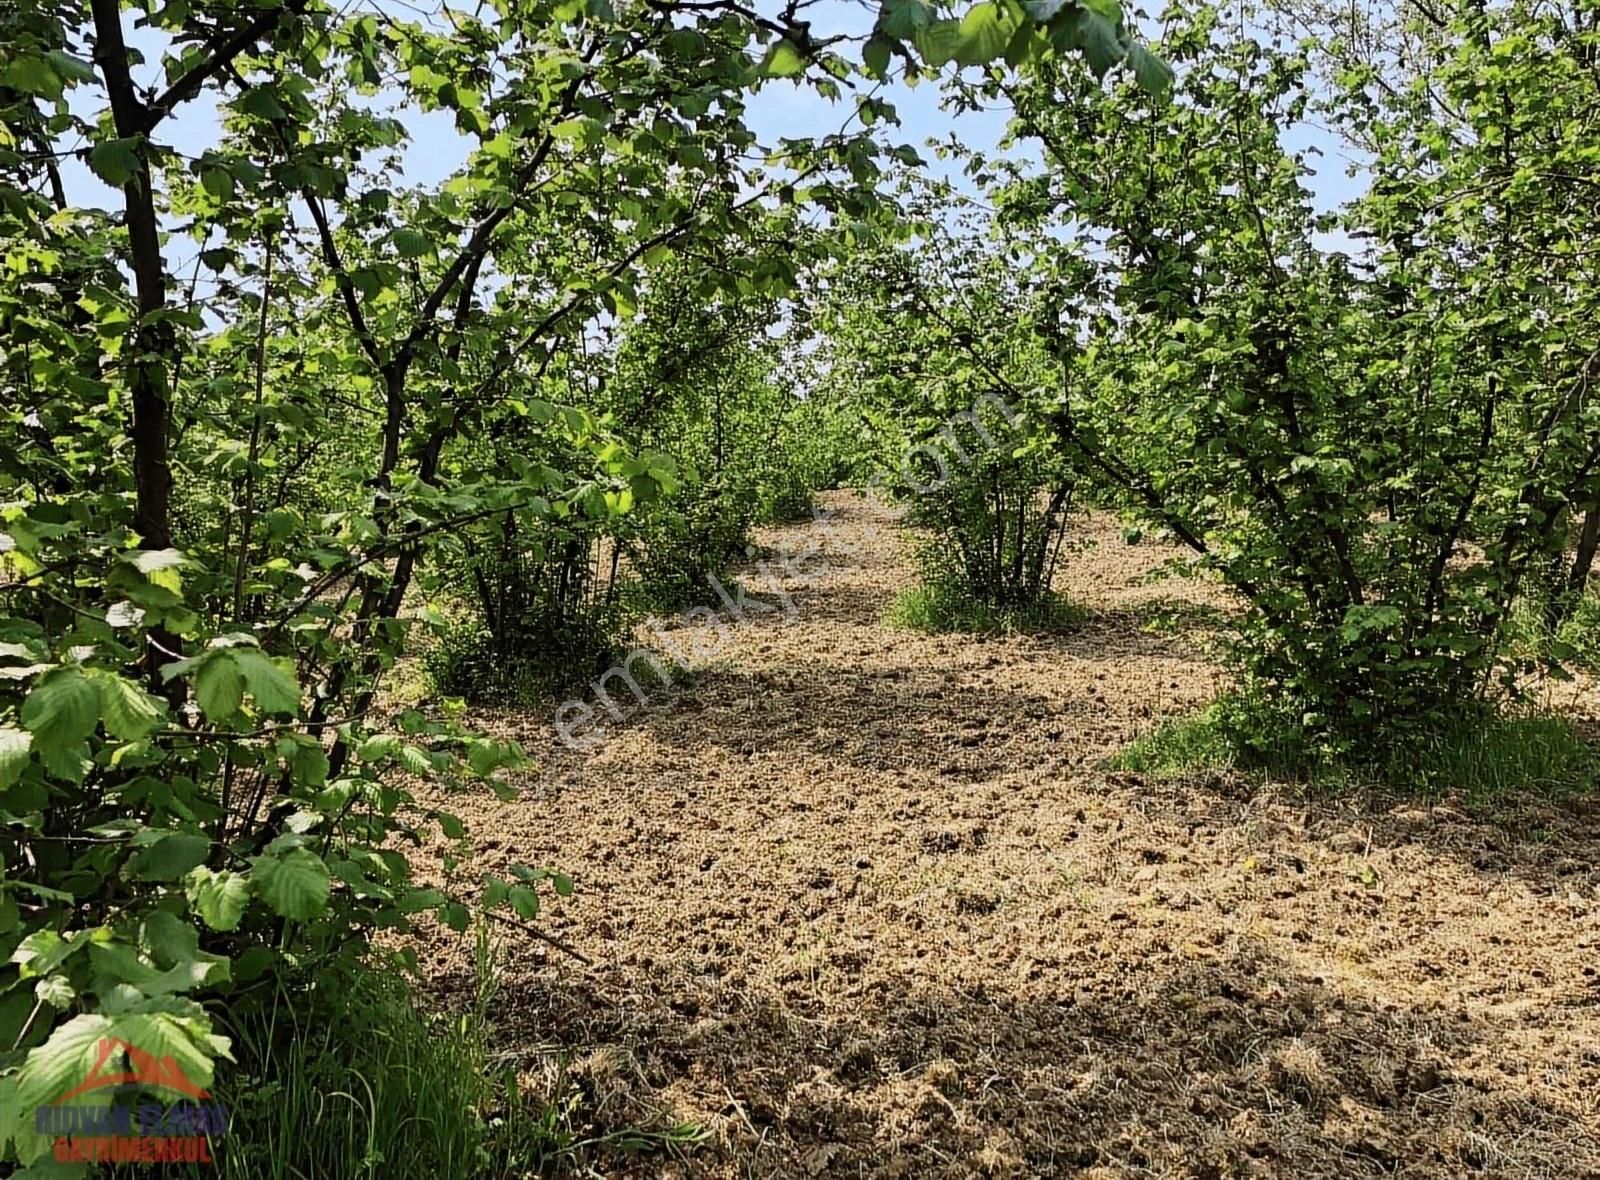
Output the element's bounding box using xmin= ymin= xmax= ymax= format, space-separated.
xmin=200 ymin=935 xmax=550 ymax=1179
xmin=421 ymin=604 xmax=632 ymax=704
xmin=190 ymin=929 xmax=702 ymax=1179
xmin=1382 ymin=709 xmax=1596 ymax=801
xmin=1112 ymin=692 xmax=1597 ymax=803
xmin=1112 ymin=705 xmax=1243 ymax=776
xmin=886 ymin=583 xmax=1085 ymax=636
xmin=1553 ymin=589 xmax=1600 ymax=673
xmin=1501 ymin=585 xmax=1600 ymax=674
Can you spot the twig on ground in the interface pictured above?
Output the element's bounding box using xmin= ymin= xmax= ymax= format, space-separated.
xmin=483 ymin=908 xmax=594 ymax=965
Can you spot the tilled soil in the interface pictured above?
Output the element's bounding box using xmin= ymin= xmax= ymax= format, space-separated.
xmin=415 ymin=492 xmax=1600 ymax=1178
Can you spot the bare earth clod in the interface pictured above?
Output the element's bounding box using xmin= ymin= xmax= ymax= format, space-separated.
xmin=415 ymin=492 xmax=1600 ymax=1179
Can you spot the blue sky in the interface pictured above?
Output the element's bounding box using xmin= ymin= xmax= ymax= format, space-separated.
xmin=63 ymin=0 xmax=1367 ymax=255
xmin=401 ymin=0 xmax=1368 ymax=241
xmin=384 ymin=0 xmax=1369 ymax=219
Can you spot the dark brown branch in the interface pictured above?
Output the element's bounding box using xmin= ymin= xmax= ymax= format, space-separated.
xmin=300 ymin=183 xmax=386 ymax=371
xmin=143 ymin=0 xmax=311 ymax=132
xmin=90 ymin=0 xmax=183 ymax=684
xmin=481 ymin=909 xmax=593 ymax=965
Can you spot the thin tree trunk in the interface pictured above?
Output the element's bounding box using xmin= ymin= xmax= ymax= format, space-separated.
xmin=1547 ymin=498 xmax=1600 ymax=634
xmin=233 ymin=234 xmax=274 ymax=621
xmin=90 ymin=0 xmax=181 ymax=682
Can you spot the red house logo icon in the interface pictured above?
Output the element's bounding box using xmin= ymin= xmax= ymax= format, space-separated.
xmin=55 ymin=1038 xmax=211 ymax=1103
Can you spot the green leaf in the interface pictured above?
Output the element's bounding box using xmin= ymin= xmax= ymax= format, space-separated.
xmin=134 ymin=548 xmax=186 ymax=573
xmin=507 ymin=884 xmax=540 ymax=920
xmin=0 ymin=662 xmax=52 ymax=682
xmin=882 ymin=0 xmax=934 ymax=38
xmin=1003 ymin=20 xmax=1036 ymax=64
xmin=89 ymin=940 xmax=226 ymax=997
xmin=48 ymin=51 xmax=97 ymax=85
xmin=1126 ymin=42 xmax=1173 ymax=98
xmin=200 ymin=166 xmax=234 ymax=201
xmin=12 ymin=930 xmax=81 ymax=979
xmin=232 ymin=649 xmax=301 ymax=715
xmin=0 ymin=726 xmax=31 ymax=787
xmin=465 ymin=737 xmax=522 ymax=777
xmin=93 ymin=671 xmax=165 ymax=740
xmin=608 ymin=282 xmax=637 ymax=319
xmin=235 ymin=946 xmax=276 ymax=983
xmin=12 ymin=1013 xmax=119 ymax=1120
xmin=398 ymin=887 xmax=446 ymax=914
xmin=128 ymin=831 xmax=211 ymax=881
xmin=278 ymin=736 xmax=330 ymax=787
xmin=193 ymin=652 xmax=245 ymax=720
xmin=1023 ymin=0 xmax=1070 ymax=19
xmin=914 ymin=19 xmax=963 ymax=67
xmin=139 ymin=910 xmax=201 ymax=967
xmin=133 ymin=547 xmax=187 ymax=593
xmin=1057 ymin=7 xmax=1125 ymax=76
xmin=106 ymin=601 xmax=145 ymax=628
xmin=35 ymin=975 xmax=75 ymax=1009
xmin=759 ymin=39 xmax=807 ymax=78
xmin=238 ymin=86 xmax=287 ymax=121
xmin=1 ymin=54 xmax=62 ymax=99
xmin=252 ymin=848 xmax=331 ymax=921
xmin=21 ymin=667 xmax=100 ymax=752
xmin=89 ymin=138 xmax=143 ymax=187
xmin=863 ymin=35 xmax=894 ymax=78
xmin=396 ymin=743 xmax=433 ymax=775
xmin=954 ymin=2 xmax=1016 ymax=66
xmin=186 ymin=867 xmax=252 ymax=932
xmin=550 ymin=116 xmax=604 ymax=145
xmin=392 ymin=227 xmax=431 ymax=259
xmin=9 ymin=1011 xmax=221 ymax=1165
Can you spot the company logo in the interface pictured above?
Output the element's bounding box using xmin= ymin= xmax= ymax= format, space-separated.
xmin=35 ymin=1036 xmax=229 ymax=1165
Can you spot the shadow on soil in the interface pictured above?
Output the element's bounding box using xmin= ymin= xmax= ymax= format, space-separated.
xmin=465 ymin=935 xmax=1596 ymax=1178
xmin=544 ymin=610 xmax=1600 ymax=901
xmin=468 ymin=498 xmax=1600 ymax=1176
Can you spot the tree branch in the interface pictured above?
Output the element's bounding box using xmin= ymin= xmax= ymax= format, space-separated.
xmin=143 ymin=0 xmax=311 ymax=132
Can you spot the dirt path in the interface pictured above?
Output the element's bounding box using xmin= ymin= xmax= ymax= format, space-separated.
xmin=420 ymin=492 xmax=1600 ymax=1178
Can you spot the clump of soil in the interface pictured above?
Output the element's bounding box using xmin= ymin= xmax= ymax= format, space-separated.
xmin=412 ymin=493 xmax=1600 ymax=1178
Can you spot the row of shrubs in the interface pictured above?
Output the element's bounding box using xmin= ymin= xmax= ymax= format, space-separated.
xmin=421 ymin=273 xmax=861 ymax=703
xmin=421 ymin=480 xmax=817 ymax=705
xmin=426 ymin=294 xmax=1600 ymax=793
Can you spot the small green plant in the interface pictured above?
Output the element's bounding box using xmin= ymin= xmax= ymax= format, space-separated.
xmin=422 ymin=605 xmax=628 ymax=704
xmin=757 ymin=467 xmax=816 ymax=525
xmin=197 ymin=933 xmax=560 ymax=1180
xmin=1113 ymin=692 xmax=1597 ymax=802
xmin=1111 ymin=704 xmax=1244 ymax=777
xmin=633 ymin=492 xmax=752 ymax=613
xmin=425 ymin=510 xmax=633 ymax=702
xmin=887 ymin=580 xmax=1084 ymax=635
xmin=1554 ymin=589 xmax=1600 ymax=673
